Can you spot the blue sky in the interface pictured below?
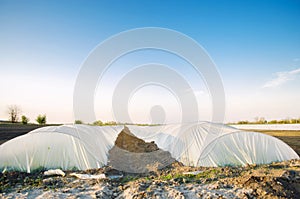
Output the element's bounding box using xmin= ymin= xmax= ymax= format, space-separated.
xmin=0 ymin=0 xmax=299 ymax=123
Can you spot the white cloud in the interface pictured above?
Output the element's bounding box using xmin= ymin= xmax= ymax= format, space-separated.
xmin=262 ymin=68 xmax=300 ymax=88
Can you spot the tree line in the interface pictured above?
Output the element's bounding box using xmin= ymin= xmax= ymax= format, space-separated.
xmin=74 ymin=120 xmax=159 ymax=126
xmin=7 ymin=105 xmax=46 ymax=125
xmin=233 ymin=117 xmax=300 ymax=125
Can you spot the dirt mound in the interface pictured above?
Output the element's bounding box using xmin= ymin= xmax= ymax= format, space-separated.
xmin=108 ymin=126 xmax=175 ymax=173
xmin=114 ymin=126 xmax=159 ymax=153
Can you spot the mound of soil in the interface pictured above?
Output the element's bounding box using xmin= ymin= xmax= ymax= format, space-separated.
xmin=108 ymin=126 xmax=175 ymax=173
xmin=114 ymin=126 xmax=159 ymax=153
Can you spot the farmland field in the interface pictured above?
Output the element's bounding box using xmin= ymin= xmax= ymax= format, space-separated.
xmin=231 ymin=124 xmax=300 ymax=130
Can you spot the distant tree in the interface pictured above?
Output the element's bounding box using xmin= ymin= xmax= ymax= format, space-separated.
xmin=93 ymin=120 xmax=103 ymax=126
xmin=75 ymin=120 xmax=83 ymax=124
xmin=268 ymin=120 xmax=278 ymax=124
xmin=258 ymin=117 xmax=267 ymax=124
xmin=36 ymin=114 xmax=46 ymax=125
xmin=7 ymin=105 xmax=21 ymax=123
xmin=237 ymin=120 xmax=249 ymax=124
xmin=278 ymin=119 xmax=289 ymax=124
xmin=105 ymin=121 xmax=117 ymax=125
xmin=290 ymin=119 xmax=297 ymax=124
xmin=21 ymin=115 xmax=29 ymax=124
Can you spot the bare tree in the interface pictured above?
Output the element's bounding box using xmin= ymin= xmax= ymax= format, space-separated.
xmin=7 ymin=105 xmax=21 ymax=123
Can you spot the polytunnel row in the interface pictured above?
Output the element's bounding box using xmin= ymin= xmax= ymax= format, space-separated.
xmin=127 ymin=123 xmax=299 ymax=167
xmin=0 ymin=122 xmax=299 ymax=173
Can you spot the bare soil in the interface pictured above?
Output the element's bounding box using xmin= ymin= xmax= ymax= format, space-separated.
xmin=114 ymin=126 xmax=159 ymax=153
xmin=0 ymin=124 xmax=42 ymax=145
xmin=109 ymin=126 xmax=175 ymax=173
xmin=1 ymin=159 xmax=299 ymax=198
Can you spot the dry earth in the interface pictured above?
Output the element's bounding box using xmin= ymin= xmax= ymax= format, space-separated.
xmin=0 ymin=124 xmax=42 ymax=145
xmin=0 ymin=160 xmax=299 ymax=198
xmin=109 ymin=126 xmax=175 ymax=173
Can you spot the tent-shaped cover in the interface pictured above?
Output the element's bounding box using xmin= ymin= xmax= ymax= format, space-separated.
xmin=0 ymin=122 xmax=299 ymax=173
